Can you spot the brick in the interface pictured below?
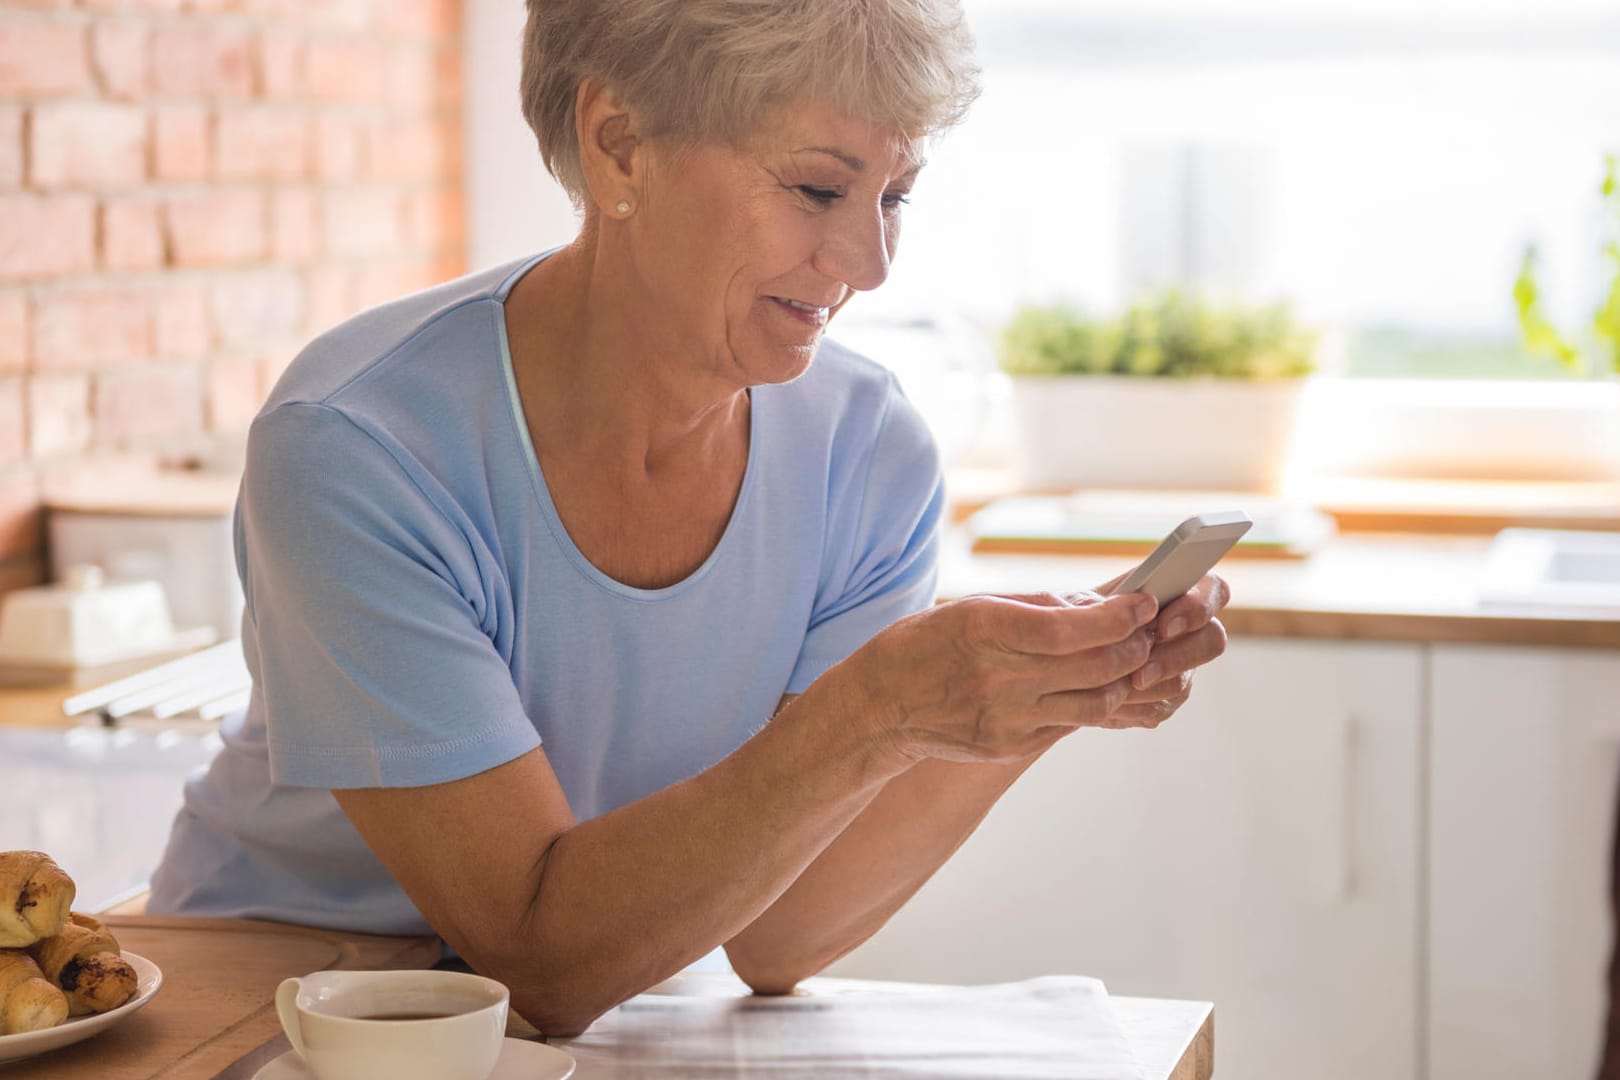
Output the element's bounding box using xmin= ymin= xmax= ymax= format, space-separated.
xmin=102 ymin=198 xmax=166 ymax=271
xmin=26 ymin=373 xmax=91 ymax=459
xmin=304 ymin=38 xmax=386 ymax=104
xmin=311 ymin=114 xmax=361 ymax=181
xmin=92 ymin=20 xmax=149 ymax=100
xmin=0 ymin=469 xmax=42 ymax=563
xmin=0 ymin=109 xmax=21 ymax=188
xmin=93 ymin=366 xmax=204 ymax=449
xmin=303 ymin=265 xmax=352 ymax=335
xmin=0 ymin=195 xmax=97 ymax=282
xmin=32 ymin=289 xmax=152 ymax=371
xmin=245 ymin=0 xmax=370 ymax=33
xmin=150 ymin=25 xmax=255 ymax=99
xmin=271 ymin=188 xmax=317 ymax=261
xmin=29 ymin=103 xmax=148 ymax=189
xmin=322 ymin=189 xmax=404 ymax=259
xmin=352 ymin=260 xmax=441 ymax=310
xmin=256 ymin=28 xmax=306 ymax=99
xmin=215 ymin=107 xmax=308 ymax=182
xmin=405 ymin=188 xmax=464 ymax=253
xmin=154 ymin=284 xmax=211 ymax=359
xmin=375 ymin=0 xmax=457 ymax=40
xmin=365 ymin=117 xmax=448 ymax=183
xmin=153 ymin=106 xmax=211 ymax=183
xmin=206 ymin=359 xmax=262 ymax=431
xmin=258 ymin=348 xmax=295 ymax=397
xmin=0 ymin=293 xmax=25 ymax=373
xmin=435 ymin=44 xmax=462 ymax=110
xmin=385 ymin=49 xmax=438 ymax=111
xmin=81 ymin=0 xmax=182 ymax=10
xmin=165 ymin=190 xmax=266 ymax=266
xmin=0 ymin=378 xmax=23 ymax=466
xmin=210 ymin=269 xmax=304 ymax=348
xmin=0 ymin=21 xmax=92 ymax=97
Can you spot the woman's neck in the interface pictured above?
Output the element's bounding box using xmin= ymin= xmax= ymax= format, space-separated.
xmin=504 ymin=237 xmax=749 ymax=477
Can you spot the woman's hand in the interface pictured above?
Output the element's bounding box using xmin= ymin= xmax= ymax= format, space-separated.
xmin=849 ymin=588 xmax=1162 ymax=767
xmin=1114 ymin=573 xmax=1231 ymax=729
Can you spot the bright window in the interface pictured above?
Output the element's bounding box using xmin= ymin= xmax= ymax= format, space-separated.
xmin=847 ymin=0 xmax=1620 ymax=383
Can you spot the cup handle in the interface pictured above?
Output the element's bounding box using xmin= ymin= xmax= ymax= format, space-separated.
xmin=274 ymin=978 xmax=308 ymax=1061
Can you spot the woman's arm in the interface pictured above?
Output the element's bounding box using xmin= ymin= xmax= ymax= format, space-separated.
xmin=724 ymin=577 xmax=1232 ymax=992
xmin=334 ymin=589 xmax=1158 ymax=1039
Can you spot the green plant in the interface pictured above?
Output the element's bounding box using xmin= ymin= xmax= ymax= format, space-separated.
xmin=997 ymin=289 xmax=1317 ymax=379
xmin=1513 ymin=153 xmax=1620 ymax=375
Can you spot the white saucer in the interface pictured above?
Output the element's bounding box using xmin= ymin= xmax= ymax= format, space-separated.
xmin=251 ymin=1036 xmax=575 ymax=1080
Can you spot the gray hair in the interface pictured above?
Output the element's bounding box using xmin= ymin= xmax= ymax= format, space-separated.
xmin=520 ymin=0 xmax=980 ymax=208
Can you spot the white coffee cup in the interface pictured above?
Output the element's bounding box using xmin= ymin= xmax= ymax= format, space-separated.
xmin=274 ymin=969 xmax=509 ymax=1080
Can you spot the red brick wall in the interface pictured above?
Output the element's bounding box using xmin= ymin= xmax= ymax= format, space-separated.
xmin=0 ymin=0 xmax=466 ymax=597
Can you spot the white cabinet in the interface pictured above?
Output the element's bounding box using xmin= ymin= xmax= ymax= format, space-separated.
xmin=828 ymin=637 xmax=1424 ymax=1080
xmin=1427 ymin=645 xmax=1620 ymax=1080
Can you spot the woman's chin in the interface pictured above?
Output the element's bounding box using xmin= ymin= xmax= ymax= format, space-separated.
xmin=737 ymin=337 xmax=822 ymax=386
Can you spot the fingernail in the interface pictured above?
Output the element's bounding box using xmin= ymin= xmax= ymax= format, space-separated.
xmin=1132 ymin=595 xmax=1158 ymax=622
xmin=1161 ymin=617 xmax=1186 ymax=640
xmin=1135 ymin=663 xmax=1161 ymax=689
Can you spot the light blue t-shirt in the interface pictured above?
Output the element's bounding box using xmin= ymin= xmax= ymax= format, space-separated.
xmin=148 ymin=253 xmax=943 ymax=935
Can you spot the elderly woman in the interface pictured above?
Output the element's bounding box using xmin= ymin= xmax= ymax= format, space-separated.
xmin=149 ymin=0 xmax=1229 ymax=1038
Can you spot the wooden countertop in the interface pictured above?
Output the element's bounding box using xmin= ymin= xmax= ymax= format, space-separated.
xmin=0 ymin=917 xmax=1211 ymax=1079
xmin=941 ymin=530 xmax=1620 ymax=650
xmin=3 ymin=916 xmax=441 ymax=1079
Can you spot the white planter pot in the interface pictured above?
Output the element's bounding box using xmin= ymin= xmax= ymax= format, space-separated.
xmin=1008 ymin=375 xmax=1308 ymax=492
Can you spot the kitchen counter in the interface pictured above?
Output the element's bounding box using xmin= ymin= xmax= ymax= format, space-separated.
xmin=942 ymin=529 xmax=1620 ymax=650
xmin=0 ymin=917 xmax=1212 ymax=1079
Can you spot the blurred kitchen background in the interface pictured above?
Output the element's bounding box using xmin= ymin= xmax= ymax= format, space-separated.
xmin=3 ymin=1 xmax=1620 ymax=1078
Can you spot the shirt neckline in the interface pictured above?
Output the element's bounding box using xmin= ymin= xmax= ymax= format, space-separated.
xmin=491 ymin=250 xmax=763 ymax=603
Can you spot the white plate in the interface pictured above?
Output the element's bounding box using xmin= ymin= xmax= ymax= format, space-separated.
xmin=251 ymin=1036 xmax=576 ymax=1080
xmin=0 ymin=951 xmax=163 ymax=1064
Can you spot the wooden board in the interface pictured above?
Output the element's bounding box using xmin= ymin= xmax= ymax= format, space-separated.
xmin=2 ymin=916 xmax=440 ymax=1079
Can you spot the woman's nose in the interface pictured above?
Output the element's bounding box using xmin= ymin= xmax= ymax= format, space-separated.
xmin=816 ymin=203 xmax=893 ymax=293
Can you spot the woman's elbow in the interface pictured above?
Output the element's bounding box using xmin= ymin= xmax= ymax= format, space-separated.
xmin=740 ymin=971 xmax=804 ymax=996
xmin=511 ymin=991 xmax=610 ymax=1041
xmin=730 ymin=954 xmax=809 ymax=997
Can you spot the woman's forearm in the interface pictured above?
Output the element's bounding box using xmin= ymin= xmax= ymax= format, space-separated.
xmin=501 ymin=684 xmax=904 ymax=1034
xmin=722 ymin=753 xmax=1040 ymax=992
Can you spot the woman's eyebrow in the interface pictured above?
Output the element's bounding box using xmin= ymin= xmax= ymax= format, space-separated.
xmin=793 ymin=146 xmax=928 ymax=179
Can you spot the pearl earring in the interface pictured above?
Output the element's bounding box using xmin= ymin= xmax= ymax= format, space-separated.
xmin=616 ymin=200 xmax=632 ymax=215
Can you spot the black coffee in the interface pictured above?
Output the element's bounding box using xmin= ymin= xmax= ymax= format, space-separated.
xmin=356 ymin=1011 xmax=457 ymax=1022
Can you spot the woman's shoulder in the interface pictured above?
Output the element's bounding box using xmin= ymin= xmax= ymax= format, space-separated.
xmin=782 ymin=337 xmax=932 ymax=449
xmin=262 ymin=257 xmax=537 ymax=416
xmin=781 ymin=337 xmax=909 ymax=425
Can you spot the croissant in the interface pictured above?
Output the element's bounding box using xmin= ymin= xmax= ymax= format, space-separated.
xmin=0 ymin=949 xmax=69 ymax=1034
xmin=0 ymin=851 xmax=75 ymax=948
xmin=29 ymin=913 xmax=136 ymax=1016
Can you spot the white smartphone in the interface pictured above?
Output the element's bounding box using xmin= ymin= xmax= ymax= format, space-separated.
xmin=1101 ymin=511 xmax=1253 ymax=606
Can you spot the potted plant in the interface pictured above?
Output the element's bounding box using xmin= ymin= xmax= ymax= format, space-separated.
xmin=997 ymin=289 xmax=1318 ymax=492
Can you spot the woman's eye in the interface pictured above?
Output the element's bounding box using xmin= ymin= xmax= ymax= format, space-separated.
xmin=882 ymin=192 xmax=912 ymax=210
xmin=797 ymin=186 xmax=841 ymax=204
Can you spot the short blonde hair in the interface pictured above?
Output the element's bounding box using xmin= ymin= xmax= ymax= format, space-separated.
xmin=520 ymin=0 xmax=980 ymax=208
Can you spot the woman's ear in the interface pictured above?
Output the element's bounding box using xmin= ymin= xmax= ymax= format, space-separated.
xmin=574 ymin=78 xmax=642 ymax=220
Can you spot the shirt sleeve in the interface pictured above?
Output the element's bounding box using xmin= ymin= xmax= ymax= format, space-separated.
xmin=786 ymin=378 xmax=944 ymax=694
xmin=238 ymin=402 xmax=541 ymax=789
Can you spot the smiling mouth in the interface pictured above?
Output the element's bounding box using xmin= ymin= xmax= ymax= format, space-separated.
xmin=767 ymin=296 xmax=832 ymax=326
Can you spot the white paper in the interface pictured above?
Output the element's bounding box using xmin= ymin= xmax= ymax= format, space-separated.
xmin=559 ymin=976 xmax=1146 ymax=1079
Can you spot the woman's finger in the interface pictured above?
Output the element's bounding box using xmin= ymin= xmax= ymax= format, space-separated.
xmin=1031 ymin=626 xmax=1155 ymax=698
xmin=1033 ymin=677 xmax=1136 ymax=728
xmin=967 ymin=592 xmax=1157 ymax=658
xmin=1123 ymin=669 xmax=1194 ymax=706
xmin=1154 ymin=573 xmax=1231 ymax=641
xmin=1107 ymin=687 xmax=1192 ymax=729
xmin=1131 ymin=618 xmax=1228 ymax=690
